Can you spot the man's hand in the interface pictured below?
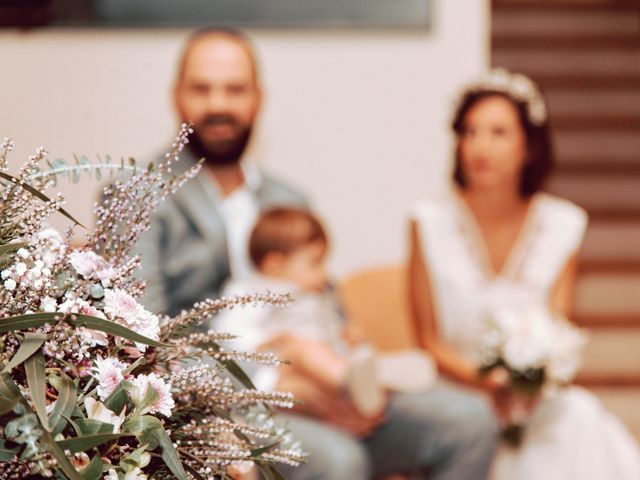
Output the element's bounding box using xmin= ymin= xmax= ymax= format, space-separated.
xmin=276 ymin=366 xmax=386 ymax=438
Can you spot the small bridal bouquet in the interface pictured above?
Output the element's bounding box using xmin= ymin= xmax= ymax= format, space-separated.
xmin=0 ymin=128 xmax=304 ymax=480
xmin=479 ymin=304 xmax=587 ymax=446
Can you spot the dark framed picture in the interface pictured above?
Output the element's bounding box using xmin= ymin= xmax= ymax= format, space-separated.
xmin=0 ymin=0 xmax=431 ymax=29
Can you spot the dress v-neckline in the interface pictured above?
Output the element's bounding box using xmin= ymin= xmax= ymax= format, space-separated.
xmin=452 ymin=190 xmax=541 ymax=281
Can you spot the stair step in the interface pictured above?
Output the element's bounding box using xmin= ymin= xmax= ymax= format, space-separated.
xmin=590 ymin=387 xmax=640 ymax=442
xmin=579 ymin=328 xmax=640 ymax=378
xmin=576 ymin=314 xmax=640 ymax=329
xmin=580 ymin=222 xmax=640 ymax=262
xmin=555 ymin=162 xmax=640 ymax=175
xmin=494 ymin=0 xmax=640 ymax=8
xmin=533 ymin=74 xmax=640 ymax=89
xmin=580 ymin=261 xmax=640 ymax=274
xmin=576 ymin=271 xmax=640 ymax=315
xmin=494 ymin=49 xmax=639 ymax=77
xmin=547 ymin=174 xmax=640 ymax=212
xmin=545 ymin=88 xmax=640 ymax=119
xmin=555 ymin=130 xmax=640 ymax=165
xmin=553 ymin=116 xmax=640 ymax=131
xmin=580 ymin=219 xmax=640 ymax=262
xmin=588 ymin=211 xmax=640 ymax=222
xmin=494 ymin=33 xmax=639 ymax=49
xmin=493 ymin=7 xmax=639 ymax=37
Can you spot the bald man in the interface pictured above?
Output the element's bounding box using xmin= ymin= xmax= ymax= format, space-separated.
xmin=137 ymin=29 xmax=307 ymax=317
xmin=137 ymin=29 xmax=498 ymax=480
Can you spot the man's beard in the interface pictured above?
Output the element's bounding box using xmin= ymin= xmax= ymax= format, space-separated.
xmin=187 ymin=114 xmax=253 ymax=167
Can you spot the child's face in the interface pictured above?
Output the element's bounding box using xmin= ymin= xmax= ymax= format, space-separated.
xmin=279 ymin=240 xmax=328 ymax=292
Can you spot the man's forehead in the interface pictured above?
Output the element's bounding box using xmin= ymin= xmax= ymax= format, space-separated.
xmin=181 ymin=36 xmax=257 ymax=83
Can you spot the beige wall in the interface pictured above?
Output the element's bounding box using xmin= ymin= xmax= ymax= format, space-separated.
xmin=0 ymin=0 xmax=488 ymax=276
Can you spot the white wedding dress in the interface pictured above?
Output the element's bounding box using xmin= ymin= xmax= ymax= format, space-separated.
xmin=411 ymin=191 xmax=640 ymax=480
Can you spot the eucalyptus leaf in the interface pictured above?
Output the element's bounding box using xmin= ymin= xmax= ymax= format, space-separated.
xmin=0 ymin=312 xmax=58 ymax=332
xmin=208 ymin=343 xmax=256 ymax=390
xmin=80 ymin=455 xmax=104 ymax=480
xmin=0 ymin=240 xmax=29 ymax=256
xmin=258 ymin=463 xmax=287 ymax=480
xmin=41 ymin=428 xmax=84 ymax=480
xmin=24 ymin=350 xmax=49 ymax=431
xmin=49 ymin=372 xmax=78 ymax=435
xmin=250 ymin=440 xmax=282 ymax=458
xmin=75 ymin=418 xmax=116 ymax=435
xmin=57 ymin=433 xmax=127 ymax=453
xmin=2 ymin=332 xmax=46 ymax=373
xmin=123 ymin=415 xmax=188 ymax=480
xmin=0 ymin=312 xmax=168 ymax=348
xmin=104 ymin=383 xmax=129 ymax=415
xmin=150 ymin=424 xmax=188 ymax=480
xmin=0 ymin=171 xmax=84 ymax=227
xmin=122 ymin=415 xmax=163 ymax=450
xmin=69 ymin=314 xmax=168 ymax=348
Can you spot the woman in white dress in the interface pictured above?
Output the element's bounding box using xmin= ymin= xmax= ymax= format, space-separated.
xmin=408 ymin=69 xmax=640 ymax=480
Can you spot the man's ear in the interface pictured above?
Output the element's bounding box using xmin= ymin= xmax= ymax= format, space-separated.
xmin=253 ymin=85 xmax=264 ymax=119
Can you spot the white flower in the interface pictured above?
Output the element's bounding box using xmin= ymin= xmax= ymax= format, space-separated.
xmin=17 ymin=248 xmax=29 ymax=259
xmin=36 ymin=227 xmax=63 ymax=244
xmin=40 ymin=296 xmax=58 ymax=313
xmin=93 ymin=357 xmax=130 ymax=401
xmin=495 ymin=305 xmax=554 ymax=371
xmin=14 ymin=262 xmax=27 ymax=276
xmin=1 ymin=269 xmax=10 ymax=279
xmin=105 ymin=469 xmax=120 ymax=480
xmin=130 ymin=373 xmax=174 ymax=417
xmin=484 ymin=305 xmax=586 ymax=388
xmin=124 ymin=468 xmax=147 ymax=480
xmin=84 ymin=398 xmax=125 ymax=433
xmin=4 ymin=278 xmax=16 ymax=291
xmin=546 ymin=317 xmax=587 ymax=383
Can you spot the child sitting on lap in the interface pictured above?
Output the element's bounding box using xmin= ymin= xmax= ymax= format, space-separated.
xmin=215 ymin=207 xmax=435 ymax=417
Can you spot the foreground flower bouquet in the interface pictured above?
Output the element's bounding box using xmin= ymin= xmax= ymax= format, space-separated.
xmin=478 ymin=305 xmax=586 ymax=447
xmin=0 ymin=129 xmax=304 ymax=479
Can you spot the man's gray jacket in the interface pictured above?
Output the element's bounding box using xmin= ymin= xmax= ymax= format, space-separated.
xmin=136 ymin=149 xmax=307 ymax=316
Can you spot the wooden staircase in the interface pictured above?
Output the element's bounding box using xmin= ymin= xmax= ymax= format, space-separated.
xmin=492 ymin=0 xmax=640 ymax=439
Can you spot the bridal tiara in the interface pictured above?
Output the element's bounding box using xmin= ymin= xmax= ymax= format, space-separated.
xmin=462 ymin=68 xmax=548 ymax=126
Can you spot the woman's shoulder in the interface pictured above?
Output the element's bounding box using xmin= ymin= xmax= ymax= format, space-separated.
xmin=536 ymin=192 xmax=588 ymax=230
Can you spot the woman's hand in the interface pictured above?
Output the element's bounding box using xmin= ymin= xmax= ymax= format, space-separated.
xmin=489 ymin=382 xmax=540 ymax=426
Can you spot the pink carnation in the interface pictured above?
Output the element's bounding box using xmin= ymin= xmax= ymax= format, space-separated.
xmin=93 ymin=357 xmax=130 ymax=400
xmin=69 ymin=250 xmax=115 ymax=285
xmin=103 ymin=289 xmax=159 ymax=351
xmin=130 ymin=373 xmax=174 ymax=417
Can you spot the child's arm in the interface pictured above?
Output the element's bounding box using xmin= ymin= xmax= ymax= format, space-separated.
xmin=260 ymin=333 xmax=349 ymax=392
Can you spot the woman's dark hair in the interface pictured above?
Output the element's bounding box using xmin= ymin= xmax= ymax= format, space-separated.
xmin=451 ymin=89 xmax=554 ymax=197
